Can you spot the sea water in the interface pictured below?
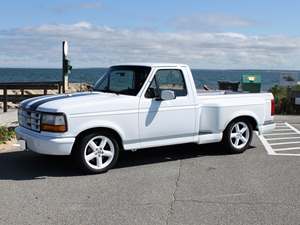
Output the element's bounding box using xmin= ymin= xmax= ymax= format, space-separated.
xmin=0 ymin=68 xmax=299 ymax=91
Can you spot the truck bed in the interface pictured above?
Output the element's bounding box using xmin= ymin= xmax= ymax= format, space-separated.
xmin=197 ymin=89 xmax=246 ymax=96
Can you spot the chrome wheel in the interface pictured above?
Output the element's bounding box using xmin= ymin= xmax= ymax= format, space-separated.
xmin=230 ymin=122 xmax=250 ymax=149
xmin=84 ymin=136 xmax=115 ymax=170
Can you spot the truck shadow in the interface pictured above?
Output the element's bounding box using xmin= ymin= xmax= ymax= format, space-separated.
xmin=0 ymin=143 xmax=255 ymax=181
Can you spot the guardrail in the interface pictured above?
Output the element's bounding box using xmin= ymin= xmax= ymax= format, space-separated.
xmin=0 ymin=81 xmax=62 ymax=112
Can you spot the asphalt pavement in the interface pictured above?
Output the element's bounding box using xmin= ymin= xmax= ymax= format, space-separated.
xmin=0 ymin=116 xmax=299 ymax=225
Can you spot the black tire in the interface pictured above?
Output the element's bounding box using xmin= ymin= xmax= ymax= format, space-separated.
xmin=222 ymin=119 xmax=253 ymax=154
xmin=73 ymin=131 xmax=120 ymax=174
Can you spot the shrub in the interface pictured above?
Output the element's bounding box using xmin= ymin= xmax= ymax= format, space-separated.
xmin=0 ymin=126 xmax=15 ymax=144
xmin=269 ymin=85 xmax=300 ymax=114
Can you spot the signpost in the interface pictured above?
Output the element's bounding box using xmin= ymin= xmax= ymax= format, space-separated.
xmin=62 ymin=41 xmax=72 ymax=93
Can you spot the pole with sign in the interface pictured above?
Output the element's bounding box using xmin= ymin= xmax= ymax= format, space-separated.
xmin=62 ymin=41 xmax=72 ymax=93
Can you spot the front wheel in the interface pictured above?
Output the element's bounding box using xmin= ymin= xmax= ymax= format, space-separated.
xmin=222 ymin=120 xmax=253 ymax=154
xmin=74 ymin=131 xmax=120 ymax=174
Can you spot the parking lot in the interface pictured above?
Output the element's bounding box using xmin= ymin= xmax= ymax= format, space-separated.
xmin=259 ymin=119 xmax=300 ymax=157
xmin=0 ymin=116 xmax=300 ymax=225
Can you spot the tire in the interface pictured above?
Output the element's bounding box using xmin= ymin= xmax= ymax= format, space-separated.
xmin=222 ymin=119 xmax=253 ymax=154
xmin=73 ymin=131 xmax=120 ymax=174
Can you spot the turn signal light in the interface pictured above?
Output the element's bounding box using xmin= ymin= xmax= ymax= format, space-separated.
xmin=41 ymin=124 xmax=67 ymax=132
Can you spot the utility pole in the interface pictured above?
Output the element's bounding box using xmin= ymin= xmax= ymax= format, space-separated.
xmin=62 ymin=41 xmax=72 ymax=93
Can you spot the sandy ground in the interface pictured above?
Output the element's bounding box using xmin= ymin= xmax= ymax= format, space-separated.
xmin=0 ymin=110 xmax=18 ymax=126
xmin=0 ymin=110 xmax=18 ymax=152
xmin=0 ymin=139 xmax=18 ymax=152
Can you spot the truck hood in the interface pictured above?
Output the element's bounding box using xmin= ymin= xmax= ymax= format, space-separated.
xmin=21 ymin=92 xmax=138 ymax=114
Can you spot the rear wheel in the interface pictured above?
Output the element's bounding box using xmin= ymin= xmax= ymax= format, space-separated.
xmin=222 ymin=120 xmax=253 ymax=154
xmin=74 ymin=131 xmax=120 ymax=174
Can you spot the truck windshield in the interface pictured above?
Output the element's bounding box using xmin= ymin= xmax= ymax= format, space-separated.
xmin=93 ymin=66 xmax=151 ymax=96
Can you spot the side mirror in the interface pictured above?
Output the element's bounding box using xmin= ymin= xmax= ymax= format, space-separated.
xmin=158 ymin=90 xmax=176 ymax=101
xmin=145 ymin=87 xmax=157 ymax=98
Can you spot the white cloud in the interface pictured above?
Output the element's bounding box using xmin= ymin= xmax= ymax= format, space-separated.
xmin=0 ymin=22 xmax=300 ymax=69
xmin=172 ymin=13 xmax=255 ymax=31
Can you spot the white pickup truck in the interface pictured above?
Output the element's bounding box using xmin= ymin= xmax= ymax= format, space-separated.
xmin=16 ymin=63 xmax=275 ymax=173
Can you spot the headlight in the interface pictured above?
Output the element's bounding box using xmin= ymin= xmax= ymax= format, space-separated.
xmin=41 ymin=113 xmax=67 ymax=132
xmin=17 ymin=108 xmax=23 ymax=124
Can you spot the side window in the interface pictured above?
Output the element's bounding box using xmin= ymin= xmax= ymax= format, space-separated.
xmin=145 ymin=69 xmax=187 ymax=98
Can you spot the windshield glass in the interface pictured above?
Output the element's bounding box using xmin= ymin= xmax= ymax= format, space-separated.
xmin=93 ymin=66 xmax=151 ymax=96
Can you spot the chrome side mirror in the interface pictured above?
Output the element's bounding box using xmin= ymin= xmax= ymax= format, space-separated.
xmin=158 ymin=90 xmax=176 ymax=101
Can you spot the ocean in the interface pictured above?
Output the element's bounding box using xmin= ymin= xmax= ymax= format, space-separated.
xmin=0 ymin=68 xmax=299 ymax=91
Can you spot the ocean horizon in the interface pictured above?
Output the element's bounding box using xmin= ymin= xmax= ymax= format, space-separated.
xmin=1 ymin=68 xmax=299 ymax=91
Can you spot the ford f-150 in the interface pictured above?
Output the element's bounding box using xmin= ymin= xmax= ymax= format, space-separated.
xmin=16 ymin=63 xmax=275 ymax=173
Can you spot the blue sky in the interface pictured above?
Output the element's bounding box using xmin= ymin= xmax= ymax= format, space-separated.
xmin=0 ymin=0 xmax=300 ymax=69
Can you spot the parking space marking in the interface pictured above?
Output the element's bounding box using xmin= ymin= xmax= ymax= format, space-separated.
xmin=285 ymin=122 xmax=300 ymax=134
xmin=274 ymin=147 xmax=300 ymax=151
xmin=263 ymin=132 xmax=296 ymax=136
xmin=272 ymin=129 xmax=293 ymax=132
xmin=270 ymin=141 xmax=300 ymax=146
xmin=266 ymin=136 xmax=300 ymax=141
xmin=258 ymin=122 xmax=300 ymax=157
xmin=257 ymin=133 xmax=276 ymax=155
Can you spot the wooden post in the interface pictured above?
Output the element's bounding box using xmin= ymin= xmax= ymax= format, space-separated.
xmin=3 ymin=87 xmax=7 ymax=112
xmin=58 ymin=83 xmax=62 ymax=94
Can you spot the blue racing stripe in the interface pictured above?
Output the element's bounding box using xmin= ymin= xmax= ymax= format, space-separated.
xmin=24 ymin=92 xmax=98 ymax=111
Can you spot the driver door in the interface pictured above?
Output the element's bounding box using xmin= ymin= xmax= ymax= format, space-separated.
xmin=138 ymin=68 xmax=196 ymax=148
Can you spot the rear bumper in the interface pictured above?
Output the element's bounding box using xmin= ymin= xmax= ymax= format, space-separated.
xmin=258 ymin=121 xmax=276 ymax=135
xmin=15 ymin=126 xmax=75 ymax=155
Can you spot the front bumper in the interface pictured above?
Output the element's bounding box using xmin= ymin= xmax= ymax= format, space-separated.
xmin=15 ymin=126 xmax=75 ymax=155
xmin=258 ymin=121 xmax=276 ymax=135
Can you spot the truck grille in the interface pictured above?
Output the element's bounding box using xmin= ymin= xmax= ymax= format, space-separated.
xmin=18 ymin=108 xmax=41 ymax=132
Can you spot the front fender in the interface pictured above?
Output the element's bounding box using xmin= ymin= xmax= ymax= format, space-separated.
xmin=71 ymin=120 xmax=126 ymax=142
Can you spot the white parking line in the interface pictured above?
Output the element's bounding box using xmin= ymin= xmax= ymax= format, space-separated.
xmin=285 ymin=122 xmax=300 ymax=134
xmin=272 ymin=153 xmax=300 ymax=157
xmin=266 ymin=136 xmax=300 ymax=141
xmin=263 ymin=132 xmax=296 ymax=136
xmin=258 ymin=122 xmax=300 ymax=157
xmin=272 ymin=129 xmax=293 ymax=132
xmin=257 ymin=134 xmax=276 ymax=155
xmin=274 ymin=147 xmax=300 ymax=151
xmin=270 ymin=141 xmax=300 ymax=146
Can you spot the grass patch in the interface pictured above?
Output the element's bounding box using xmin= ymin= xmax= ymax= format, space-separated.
xmin=0 ymin=126 xmax=15 ymax=144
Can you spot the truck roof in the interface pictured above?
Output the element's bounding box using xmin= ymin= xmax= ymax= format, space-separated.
xmin=113 ymin=63 xmax=189 ymax=68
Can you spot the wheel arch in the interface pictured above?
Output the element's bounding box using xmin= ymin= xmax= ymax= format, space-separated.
xmin=225 ymin=115 xmax=258 ymax=132
xmin=71 ymin=127 xmax=124 ymax=154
